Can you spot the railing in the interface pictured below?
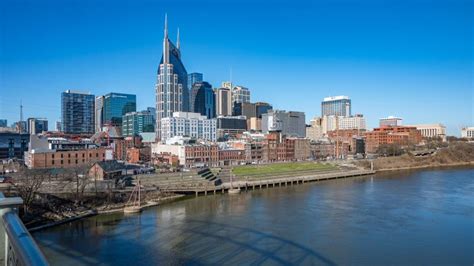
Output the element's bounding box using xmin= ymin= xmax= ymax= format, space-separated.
xmin=0 ymin=193 xmax=48 ymax=266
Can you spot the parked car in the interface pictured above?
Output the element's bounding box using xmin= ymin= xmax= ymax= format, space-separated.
xmin=0 ymin=176 xmax=13 ymax=183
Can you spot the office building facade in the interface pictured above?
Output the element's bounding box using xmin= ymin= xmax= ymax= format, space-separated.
xmin=188 ymin=72 xmax=203 ymax=90
xmin=255 ymin=102 xmax=273 ymax=118
xmin=380 ymin=116 xmax=403 ymax=127
xmin=61 ymin=90 xmax=95 ymax=134
xmin=122 ymin=111 xmax=156 ymax=137
xmin=406 ymin=124 xmax=447 ymax=141
xmin=321 ymin=96 xmax=351 ymax=117
xmin=0 ymin=119 xmax=7 ymax=128
xmin=103 ymin=93 xmax=136 ymax=128
xmin=161 ymin=112 xmax=217 ymax=143
xmin=261 ymin=110 xmax=306 ymax=138
xmin=27 ymin=118 xmax=48 ymax=134
xmin=216 ymin=88 xmax=232 ymax=116
xmin=190 ymin=82 xmax=215 ymax=119
xmin=95 ymin=96 xmax=104 ymax=132
xmin=232 ymin=86 xmax=250 ymax=106
xmin=156 ymin=16 xmax=189 ymax=141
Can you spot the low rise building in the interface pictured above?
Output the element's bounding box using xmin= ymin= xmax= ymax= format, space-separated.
xmin=406 ymin=124 xmax=447 ymax=142
xmin=364 ymin=126 xmax=422 ymax=154
xmin=216 ymin=116 xmax=247 ymax=139
xmin=461 ymin=127 xmax=474 ymax=139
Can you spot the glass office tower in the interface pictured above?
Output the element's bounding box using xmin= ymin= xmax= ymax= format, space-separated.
xmin=190 ymin=82 xmax=215 ymax=119
xmin=188 ymin=72 xmax=203 ymax=90
xmin=103 ymin=93 xmax=137 ymax=127
xmin=321 ymin=96 xmax=351 ymax=117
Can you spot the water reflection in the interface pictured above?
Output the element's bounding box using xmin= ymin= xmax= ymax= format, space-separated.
xmin=35 ymin=168 xmax=474 ymax=265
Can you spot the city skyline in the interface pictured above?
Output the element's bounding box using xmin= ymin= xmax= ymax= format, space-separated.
xmin=1 ymin=0 xmax=472 ymax=136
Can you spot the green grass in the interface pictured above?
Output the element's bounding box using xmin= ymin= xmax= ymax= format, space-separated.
xmin=232 ymin=162 xmax=336 ymax=177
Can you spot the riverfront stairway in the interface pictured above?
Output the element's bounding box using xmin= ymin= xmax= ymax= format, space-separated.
xmin=197 ymin=168 xmax=222 ymax=186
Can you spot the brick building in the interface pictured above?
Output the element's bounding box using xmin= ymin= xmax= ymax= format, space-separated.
xmin=364 ymin=126 xmax=423 ymax=154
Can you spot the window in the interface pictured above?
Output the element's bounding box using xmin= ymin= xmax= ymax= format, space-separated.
xmin=61 ymin=160 xmax=63 ymax=165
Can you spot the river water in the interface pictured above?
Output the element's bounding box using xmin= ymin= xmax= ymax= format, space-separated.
xmin=34 ymin=168 xmax=474 ymax=265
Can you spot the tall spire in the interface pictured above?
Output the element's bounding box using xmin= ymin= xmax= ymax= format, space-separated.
xmin=177 ymin=27 xmax=180 ymax=50
xmin=164 ymin=13 xmax=168 ymax=39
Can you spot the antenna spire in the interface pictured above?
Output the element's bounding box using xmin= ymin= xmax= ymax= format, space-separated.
xmin=177 ymin=27 xmax=180 ymax=50
xmin=164 ymin=13 xmax=168 ymax=39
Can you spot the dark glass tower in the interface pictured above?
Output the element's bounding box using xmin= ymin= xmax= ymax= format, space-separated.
xmin=188 ymin=72 xmax=203 ymax=90
xmin=61 ymin=90 xmax=95 ymax=134
xmin=156 ymin=15 xmax=188 ymax=141
xmin=190 ymin=82 xmax=215 ymax=119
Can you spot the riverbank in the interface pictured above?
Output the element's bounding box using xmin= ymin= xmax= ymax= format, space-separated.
xmin=28 ymin=194 xmax=185 ymax=232
xmin=376 ymin=161 xmax=474 ymax=172
xmin=357 ymin=142 xmax=474 ymax=171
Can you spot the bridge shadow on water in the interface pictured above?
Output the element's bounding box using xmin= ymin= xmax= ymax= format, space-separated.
xmin=35 ymin=215 xmax=336 ymax=265
xmin=176 ymin=219 xmax=336 ymax=265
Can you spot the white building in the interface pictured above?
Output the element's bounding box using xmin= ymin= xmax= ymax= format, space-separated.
xmin=339 ymin=115 xmax=366 ymax=130
xmin=406 ymin=124 xmax=447 ymax=141
xmin=232 ymin=86 xmax=251 ymax=105
xmin=380 ymin=116 xmax=403 ymax=127
xmin=321 ymin=115 xmax=366 ymax=134
xmin=461 ymin=127 xmax=474 ymax=139
xmin=161 ymin=112 xmax=217 ymax=143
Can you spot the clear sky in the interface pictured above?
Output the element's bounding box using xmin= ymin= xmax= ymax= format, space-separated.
xmin=0 ymin=0 xmax=472 ymax=135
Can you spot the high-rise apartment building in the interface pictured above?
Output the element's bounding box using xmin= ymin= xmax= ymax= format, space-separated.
xmin=215 ymin=88 xmax=232 ymax=116
xmin=102 ymin=93 xmax=136 ymax=128
xmin=156 ymin=15 xmax=189 ymax=141
xmin=61 ymin=90 xmax=95 ymax=134
xmin=321 ymin=96 xmax=351 ymax=117
xmin=190 ymin=82 xmax=215 ymax=119
xmin=122 ymin=110 xmax=155 ymax=137
xmin=188 ymin=72 xmax=203 ymax=90
xmin=27 ymin=118 xmax=48 ymax=134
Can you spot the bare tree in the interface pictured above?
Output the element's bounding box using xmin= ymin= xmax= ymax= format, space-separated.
xmin=13 ymin=168 xmax=51 ymax=213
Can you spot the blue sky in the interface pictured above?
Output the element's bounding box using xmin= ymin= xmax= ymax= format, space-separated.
xmin=0 ymin=0 xmax=472 ymax=135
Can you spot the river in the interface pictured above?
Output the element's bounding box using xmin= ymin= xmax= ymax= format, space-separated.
xmin=33 ymin=167 xmax=474 ymax=265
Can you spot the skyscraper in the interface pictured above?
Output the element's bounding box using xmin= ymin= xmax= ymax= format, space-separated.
xmin=190 ymin=82 xmax=215 ymax=119
xmin=232 ymin=86 xmax=250 ymax=106
xmin=215 ymin=88 xmax=232 ymax=116
xmin=255 ymin=102 xmax=273 ymax=118
xmin=102 ymin=92 xmax=136 ymax=128
xmin=0 ymin=119 xmax=7 ymax=127
xmin=188 ymin=72 xmax=203 ymax=90
xmin=27 ymin=118 xmax=48 ymax=134
xmin=156 ymin=15 xmax=189 ymax=141
xmin=61 ymin=90 xmax=95 ymax=134
xmin=321 ymin=96 xmax=351 ymax=117
xmin=95 ymin=95 xmax=104 ymax=132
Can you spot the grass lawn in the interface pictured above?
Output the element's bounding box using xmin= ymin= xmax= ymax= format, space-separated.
xmin=232 ymin=162 xmax=336 ymax=177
